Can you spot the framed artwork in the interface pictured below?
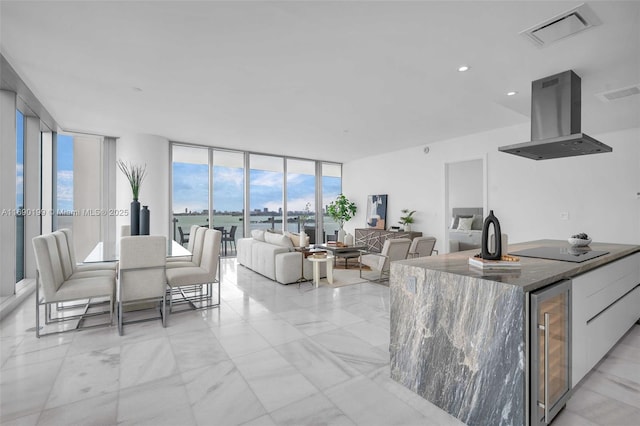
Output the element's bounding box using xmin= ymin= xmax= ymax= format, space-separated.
xmin=366 ymin=194 xmax=387 ymax=229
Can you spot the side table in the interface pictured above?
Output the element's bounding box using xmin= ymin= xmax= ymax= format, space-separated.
xmin=307 ymin=254 xmax=334 ymax=287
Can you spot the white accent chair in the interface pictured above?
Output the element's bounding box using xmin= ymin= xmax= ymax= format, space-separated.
xmin=167 ymin=225 xmax=202 ymax=265
xmin=59 ymin=228 xmax=117 ymax=273
xmin=407 ymin=236 xmax=437 ymax=258
xmin=32 ymin=233 xmax=116 ymax=338
xmin=166 ymin=228 xmax=221 ymax=311
xmin=359 ymin=238 xmax=412 ymax=282
xmin=117 ymin=236 xmax=168 ymax=335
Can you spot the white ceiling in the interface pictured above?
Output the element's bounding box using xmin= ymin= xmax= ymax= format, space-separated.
xmin=1 ymin=1 xmax=639 ymax=163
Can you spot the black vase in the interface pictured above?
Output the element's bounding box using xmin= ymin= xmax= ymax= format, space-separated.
xmin=140 ymin=205 xmax=150 ymax=235
xmin=130 ymin=200 xmax=140 ymax=236
xmin=481 ymin=210 xmax=502 ymax=260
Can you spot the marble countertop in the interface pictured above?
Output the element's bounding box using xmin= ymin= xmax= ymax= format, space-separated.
xmin=396 ymin=239 xmax=640 ymax=292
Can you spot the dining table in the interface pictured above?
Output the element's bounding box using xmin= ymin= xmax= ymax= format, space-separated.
xmin=84 ymin=239 xmax=191 ymax=263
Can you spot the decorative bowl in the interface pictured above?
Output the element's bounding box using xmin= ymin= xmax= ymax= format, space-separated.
xmin=568 ymin=237 xmax=591 ymax=247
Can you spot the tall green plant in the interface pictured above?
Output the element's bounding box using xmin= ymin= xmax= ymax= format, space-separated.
xmin=117 ymin=159 xmax=147 ymax=200
xmin=327 ymin=194 xmax=357 ymax=229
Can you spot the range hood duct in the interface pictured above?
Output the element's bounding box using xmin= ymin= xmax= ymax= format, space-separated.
xmin=499 ymin=70 xmax=612 ymax=160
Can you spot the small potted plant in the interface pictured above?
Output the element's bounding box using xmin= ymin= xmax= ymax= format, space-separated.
xmin=399 ymin=209 xmax=416 ymax=232
xmin=327 ymin=194 xmax=357 ymax=243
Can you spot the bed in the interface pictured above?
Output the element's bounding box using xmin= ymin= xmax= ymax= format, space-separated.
xmin=448 ymin=207 xmax=483 ymax=252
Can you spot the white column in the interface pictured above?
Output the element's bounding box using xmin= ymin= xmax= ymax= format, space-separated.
xmin=24 ymin=115 xmax=41 ymax=278
xmin=73 ymin=135 xmax=103 ymax=260
xmin=0 ymin=90 xmax=17 ymax=296
xmin=116 ymin=134 xmax=170 ymax=238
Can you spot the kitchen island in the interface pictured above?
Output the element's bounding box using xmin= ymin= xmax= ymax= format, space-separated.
xmin=389 ymin=239 xmax=640 ymax=426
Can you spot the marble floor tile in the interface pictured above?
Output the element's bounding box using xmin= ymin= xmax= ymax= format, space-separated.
xmin=314 ymin=306 xmax=365 ymax=328
xmin=274 ymin=338 xmax=358 ymax=390
xmin=342 ymin=319 xmax=390 ymax=347
xmin=233 ymin=347 xmax=319 ymax=412
xmin=552 ymin=409 xmax=600 ymax=426
xmin=2 ymin=341 xmax=70 ymax=370
xmin=269 ymin=392 xmax=356 ymax=426
xmin=312 ymin=328 xmax=389 ymax=374
xmin=580 ymin=369 xmax=640 ymax=410
xmin=324 ymin=376 xmax=428 ymax=426
xmin=168 ymin=328 xmax=229 ymax=373
xmin=0 ymin=412 xmax=39 ymax=426
xmin=248 ymin=317 xmax=306 ymax=346
xmin=563 ymin=387 xmax=640 ymax=426
xmin=117 ymin=374 xmax=195 ymax=426
xmin=240 ymin=414 xmax=277 ymax=426
xmin=119 ymin=336 xmax=177 ymax=389
xmin=211 ymin=321 xmax=272 ymax=358
xmin=44 ymin=346 xmax=120 ymax=409
xmin=0 ymin=359 xmax=62 ymax=421
xmin=277 ymin=308 xmax=338 ymax=336
xmin=182 ymin=361 xmax=267 ymax=425
xmin=38 ymin=392 xmax=118 ymax=426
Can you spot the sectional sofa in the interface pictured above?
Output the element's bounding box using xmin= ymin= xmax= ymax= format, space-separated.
xmin=236 ymin=230 xmax=326 ymax=285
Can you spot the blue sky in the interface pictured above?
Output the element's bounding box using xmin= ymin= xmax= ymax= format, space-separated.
xmin=56 ymin=134 xmax=74 ymax=211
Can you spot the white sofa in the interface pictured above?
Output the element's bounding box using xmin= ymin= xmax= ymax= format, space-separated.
xmin=237 ymin=230 xmax=326 ymax=285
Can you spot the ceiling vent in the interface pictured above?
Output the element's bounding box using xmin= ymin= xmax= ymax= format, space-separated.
xmin=520 ymin=3 xmax=602 ymax=48
xmin=595 ymin=84 xmax=640 ymax=102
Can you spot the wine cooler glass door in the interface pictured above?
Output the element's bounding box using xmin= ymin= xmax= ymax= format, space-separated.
xmin=531 ymin=279 xmax=572 ymax=426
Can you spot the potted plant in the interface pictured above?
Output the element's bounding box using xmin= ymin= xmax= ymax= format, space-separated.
xmin=117 ymin=159 xmax=147 ymax=235
xmin=327 ymin=194 xmax=357 ymax=243
xmin=399 ymin=209 xmax=416 ymax=232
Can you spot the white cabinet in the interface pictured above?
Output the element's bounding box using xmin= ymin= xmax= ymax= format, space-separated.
xmin=572 ymin=252 xmax=640 ymax=386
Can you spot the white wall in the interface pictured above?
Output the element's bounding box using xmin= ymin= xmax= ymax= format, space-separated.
xmin=116 ymin=134 xmax=170 ymax=239
xmin=343 ymin=124 xmax=640 ymax=253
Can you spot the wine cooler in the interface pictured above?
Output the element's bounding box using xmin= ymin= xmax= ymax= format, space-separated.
xmin=530 ymin=279 xmax=572 ymax=426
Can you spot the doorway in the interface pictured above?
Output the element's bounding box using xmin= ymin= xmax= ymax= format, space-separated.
xmin=444 ymin=157 xmax=487 ymax=253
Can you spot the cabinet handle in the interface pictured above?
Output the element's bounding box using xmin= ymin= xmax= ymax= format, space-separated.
xmin=544 ymin=312 xmax=550 ymax=423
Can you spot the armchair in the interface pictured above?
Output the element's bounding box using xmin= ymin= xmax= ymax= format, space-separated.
xmin=117 ymin=236 xmax=168 ymax=335
xmin=407 ymin=236 xmax=437 ymax=258
xmin=359 ymin=238 xmax=411 ymax=282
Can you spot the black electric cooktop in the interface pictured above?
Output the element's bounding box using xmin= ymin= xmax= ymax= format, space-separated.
xmin=510 ymin=246 xmax=609 ymax=263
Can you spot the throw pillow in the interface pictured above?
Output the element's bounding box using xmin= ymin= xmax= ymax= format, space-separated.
xmin=286 ymin=232 xmax=310 ymax=248
xmin=457 ymin=217 xmax=474 ymax=231
xmin=471 ymin=214 xmax=484 ymax=230
xmin=265 ymin=231 xmax=294 ymax=248
xmin=251 ymin=229 xmax=265 ymax=241
xmin=451 ymin=214 xmax=472 ymax=229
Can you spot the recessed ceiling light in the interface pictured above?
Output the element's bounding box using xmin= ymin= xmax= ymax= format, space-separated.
xmin=507 ymin=91 xmax=518 ymax=96
xmin=457 ymin=65 xmax=470 ymax=72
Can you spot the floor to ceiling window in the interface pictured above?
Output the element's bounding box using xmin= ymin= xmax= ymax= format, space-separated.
xmin=52 ymin=133 xmax=104 ymax=260
xmin=212 ymin=150 xmax=244 ymax=240
xmin=171 ymin=143 xmax=341 ymax=250
xmin=249 ymin=154 xmax=284 ymax=232
xmin=15 ymin=110 xmax=24 ymax=282
xmin=286 ymin=158 xmax=316 ymax=237
xmin=55 ymin=134 xmax=74 ymax=230
xmin=171 ymin=145 xmax=209 ymax=245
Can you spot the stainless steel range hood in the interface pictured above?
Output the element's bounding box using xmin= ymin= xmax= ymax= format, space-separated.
xmin=499 ymin=70 xmax=612 ymax=160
